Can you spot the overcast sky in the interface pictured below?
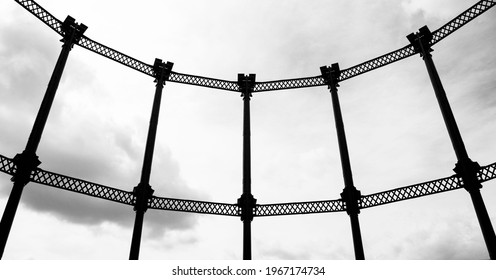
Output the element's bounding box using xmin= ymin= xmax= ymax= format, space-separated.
xmin=0 ymin=0 xmax=495 ymax=260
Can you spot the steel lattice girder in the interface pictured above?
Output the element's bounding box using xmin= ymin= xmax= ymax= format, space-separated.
xmin=33 ymin=166 xmax=135 ymax=206
xmin=361 ymin=175 xmax=460 ymax=209
xmin=255 ymin=200 xmax=345 ymax=216
xmin=1 ymin=154 xmax=496 ymax=216
xmin=149 ymin=197 xmax=239 ymax=216
xmin=14 ymin=0 xmax=496 ymax=92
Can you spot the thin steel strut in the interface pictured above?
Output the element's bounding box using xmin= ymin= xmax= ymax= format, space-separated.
xmin=129 ymin=59 xmax=173 ymax=260
xmin=237 ymin=74 xmax=257 ymax=260
xmin=407 ymin=26 xmax=496 ymax=260
xmin=0 ymin=15 xmax=86 ymax=259
xmin=321 ymin=64 xmax=365 ymax=260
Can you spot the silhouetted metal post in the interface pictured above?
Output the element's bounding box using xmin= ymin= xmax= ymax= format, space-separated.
xmin=129 ymin=59 xmax=173 ymax=260
xmin=408 ymin=26 xmax=496 ymax=260
xmin=321 ymin=64 xmax=365 ymax=260
xmin=237 ymin=74 xmax=257 ymax=260
xmin=0 ymin=16 xmax=86 ymax=259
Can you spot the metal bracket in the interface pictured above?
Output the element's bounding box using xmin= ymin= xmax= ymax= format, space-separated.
xmin=454 ymin=159 xmax=483 ymax=192
xmin=407 ymin=25 xmax=433 ymax=57
xmin=133 ymin=183 xmax=155 ymax=212
xmin=340 ymin=187 xmax=362 ymax=215
xmin=237 ymin=193 xmax=257 ymax=222
xmin=60 ymin=15 xmax=87 ymax=47
xmin=153 ymin=59 xmax=174 ymax=84
xmin=320 ymin=63 xmax=341 ymax=89
xmin=11 ymin=151 xmax=41 ymax=187
xmin=237 ymin=74 xmax=256 ymax=99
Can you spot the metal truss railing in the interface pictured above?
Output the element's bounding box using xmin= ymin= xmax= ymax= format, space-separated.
xmin=2 ymin=154 xmax=496 ymax=217
xmin=14 ymin=0 xmax=496 ymax=93
xmin=430 ymin=0 xmax=496 ymax=46
xmin=255 ymin=200 xmax=345 ymax=216
xmin=478 ymin=162 xmax=496 ymax=182
xmin=168 ymin=72 xmax=239 ymax=92
xmin=78 ymin=37 xmax=154 ymax=77
xmin=150 ymin=197 xmax=239 ymax=216
xmin=33 ymin=167 xmax=134 ymax=206
xmin=0 ymin=154 xmax=16 ymax=176
xmin=338 ymin=46 xmax=416 ymax=82
xmin=253 ymin=76 xmax=325 ymax=93
xmin=15 ymin=0 xmax=63 ymax=35
xmin=360 ymin=162 xmax=496 ymax=209
xmin=361 ymin=175 xmax=460 ymax=209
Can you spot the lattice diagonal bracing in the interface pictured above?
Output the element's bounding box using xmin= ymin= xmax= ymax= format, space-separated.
xmin=150 ymin=197 xmax=239 ymax=216
xmin=253 ymin=76 xmax=325 ymax=93
xmin=255 ymin=200 xmax=345 ymax=216
xmin=360 ymin=176 xmax=460 ymax=209
xmin=168 ymin=72 xmax=239 ymax=92
xmin=430 ymin=0 xmax=496 ymax=45
xmin=14 ymin=0 xmax=496 ymax=92
xmin=1 ymin=154 xmax=496 ymax=216
xmin=14 ymin=0 xmax=63 ymax=35
xmin=0 ymin=155 xmax=16 ymax=176
xmin=32 ymin=168 xmax=135 ymax=206
xmin=477 ymin=162 xmax=496 ymax=182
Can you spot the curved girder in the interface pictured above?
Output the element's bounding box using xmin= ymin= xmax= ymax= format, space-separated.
xmin=1 ymin=154 xmax=496 ymax=216
xmin=14 ymin=0 xmax=496 ymax=92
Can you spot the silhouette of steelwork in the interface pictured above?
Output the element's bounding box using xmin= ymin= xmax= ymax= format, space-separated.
xmin=0 ymin=13 xmax=86 ymax=259
xmin=150 ymin=197 xmax=239 ymax=216
xmin=321 ymin=63 xmax=365 ymax=259
xmin=1 ymin=0 xmax=494 ymax=259
xmin=408 ymin=24 xmax=496 ymax=259
xmin=237 ymin=74 xmax=257 ymax=260
xmin=14 ymin=0 xmax=496 ymax=92
xmin=256 ymin=200 xmax=345 ymax=216
xmin=2 ymin=154 xmax=496 ymax=216
xmin=129 ymin=59 xmax=174 ymax=260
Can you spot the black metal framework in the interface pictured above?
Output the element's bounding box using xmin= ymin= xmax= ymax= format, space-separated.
xmin=13 ymin=0 xmax=496 ymax=92
xmin=407 ymin=25 xmax=496 ymax=259
xmin=237 ymin=73 xmax=257 ymax=260
xmin=0 ymin=0 xmax=494 ymax=259
xmin=129 ymin=59 xmax=174 ymax=260
xmin=2 ymin=154 xmax=496 ymax=215
xmin=320 ymin=63 xmax=365 ymax=260
xmin=0 ymin=14 xmax=86 ymax=259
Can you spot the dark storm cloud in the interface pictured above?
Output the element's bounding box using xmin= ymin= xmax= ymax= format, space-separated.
xmin=0 ymin=14 xmax=207 ymax=237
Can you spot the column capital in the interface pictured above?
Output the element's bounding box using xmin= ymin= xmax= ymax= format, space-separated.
xmin=61 ymin=15 xmax=87 ymax=48
xmin=320 ymin=63 xmax=340 ymax=90
xmin=407 ymin=25 xmax=433 ymax=57
xmin=153 ymin=59 xmax=174 ymax=85
xmin=237 ymin=73 xmax=256 ymax=100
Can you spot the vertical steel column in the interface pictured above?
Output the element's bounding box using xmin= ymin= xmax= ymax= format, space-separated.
xmin=129 ymin=59 xmax=173 ymax=260
xmin=408 ymin=26 xmax=496 ymax=259
xmin=237 ymin=74 xmax=257 ymax=260
xmin=0 ymin=16 xmax=86 ymax=259
xmin=321 ymin=64 xmax=365 ymax=260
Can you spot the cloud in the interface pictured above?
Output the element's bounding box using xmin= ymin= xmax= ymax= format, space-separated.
xmin=392 ymin=215 xmax=490 ymax=259
xmin=261 ymin=247 xmax=311 ymax=260
xmin=401 ymin=0 xmax=471 ymax=22
xmin=0 ymin=11 xmax=207 ymax=238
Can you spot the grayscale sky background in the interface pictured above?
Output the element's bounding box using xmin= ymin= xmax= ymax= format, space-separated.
xmin=0 ymin=0 xmax=495 ymax=259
